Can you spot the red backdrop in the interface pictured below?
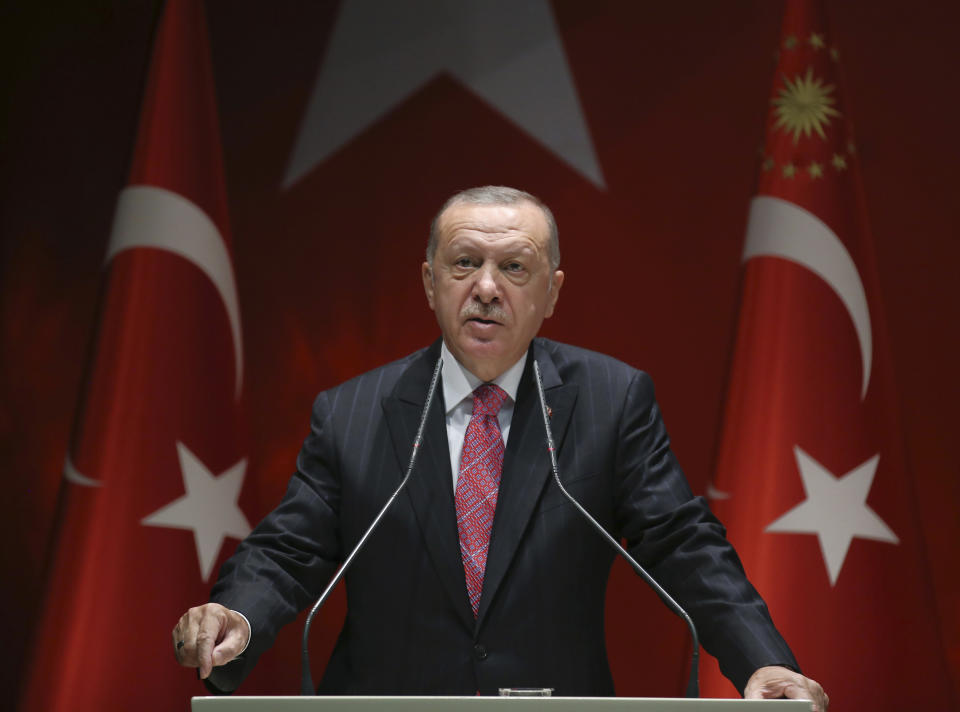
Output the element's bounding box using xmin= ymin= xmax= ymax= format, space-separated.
xmin=2 ymin=0 xmax=957 ymax=707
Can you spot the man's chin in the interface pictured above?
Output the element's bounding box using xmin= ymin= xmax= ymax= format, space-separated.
xmin=452 ymin=338 xmax=513 ymax=380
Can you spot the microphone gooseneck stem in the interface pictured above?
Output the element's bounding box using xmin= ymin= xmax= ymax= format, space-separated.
xmin=532 ymin=360 xmax=700 ymax=698
xmin=300 ymin=356 xmax=443 ymax=695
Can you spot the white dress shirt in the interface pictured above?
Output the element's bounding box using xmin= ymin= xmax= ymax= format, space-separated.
xmin=440 ymin=341 xmax=527 ymax=488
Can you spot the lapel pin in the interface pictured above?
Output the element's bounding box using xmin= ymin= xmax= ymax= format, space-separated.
xmin=547 ymin=406 xmax=553 ymax=418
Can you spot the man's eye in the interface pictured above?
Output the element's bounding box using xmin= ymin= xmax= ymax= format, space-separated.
xmin=455 ymin=257 xmax=474 ymax=268
xmin=504 ymin=262 xmax=524 ymax=272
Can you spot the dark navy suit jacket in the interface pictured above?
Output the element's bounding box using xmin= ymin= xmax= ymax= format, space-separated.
xmin=208 ymin=338 xmax=797 ymax=695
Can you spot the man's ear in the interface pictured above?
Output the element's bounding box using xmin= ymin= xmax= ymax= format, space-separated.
xmin=422 ymin=262 xmax=435 ymax=310
xmin=544 ymin=270 xmax=564 ymax=318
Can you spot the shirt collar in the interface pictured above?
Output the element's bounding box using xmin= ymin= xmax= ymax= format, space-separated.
xmin=440 ymin=340 xmax=527 ymax=414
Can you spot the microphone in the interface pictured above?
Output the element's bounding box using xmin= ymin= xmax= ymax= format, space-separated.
xmin=532 ymin=360 xmax=700 ymax=698
xmin=300 ymin=356 xmax=443 ymax=695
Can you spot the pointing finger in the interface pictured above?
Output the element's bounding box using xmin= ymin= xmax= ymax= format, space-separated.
xmin=196 ymin=608 xmax=226 ymax=679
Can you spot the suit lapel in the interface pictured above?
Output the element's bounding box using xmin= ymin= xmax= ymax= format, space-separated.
xmin=477 ymin=342 xmax=578 ymax=627
xmin=382 ymin=341 xmax=475 ymax=630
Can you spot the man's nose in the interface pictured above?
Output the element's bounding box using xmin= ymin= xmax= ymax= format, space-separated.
xmin=473 ymin=263 xmax=501 ymax=303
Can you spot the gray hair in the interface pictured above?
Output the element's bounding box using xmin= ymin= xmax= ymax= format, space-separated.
xmin=426 ymin=186 xmax=560 ymax=269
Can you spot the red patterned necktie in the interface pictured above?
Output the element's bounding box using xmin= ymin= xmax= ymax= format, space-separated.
xmin=455 ymin=383 xmax=508 ymax=618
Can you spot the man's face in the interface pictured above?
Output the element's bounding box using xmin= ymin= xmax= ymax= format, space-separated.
xmin=422 ymin=201 xmax=564 ymax=382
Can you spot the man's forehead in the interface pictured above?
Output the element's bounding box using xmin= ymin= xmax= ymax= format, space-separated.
xmin=437 ymin=201 xmax=548 ymax=245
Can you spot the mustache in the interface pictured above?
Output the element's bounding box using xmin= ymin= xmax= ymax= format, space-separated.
xmin=460 ymin=302 xmax=508 ymax=323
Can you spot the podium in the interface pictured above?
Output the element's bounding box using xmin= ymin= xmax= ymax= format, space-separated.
xmin=192 ymin=697 xmax=811 ymax=711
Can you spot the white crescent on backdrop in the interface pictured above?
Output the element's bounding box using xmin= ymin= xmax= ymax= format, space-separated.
xmin=707 ymin=195 xmax=873 ymax=500
xmin=744 ymin=195 xmax=872 ymax=400
xmin=64 ymin=185 xmax=244 ymax=487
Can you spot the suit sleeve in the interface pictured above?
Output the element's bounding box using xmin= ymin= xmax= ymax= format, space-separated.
xmin=612 ymin=370 xmax=799 ymax=694
xmin=204 ymin=390 xmax=343 ymax=693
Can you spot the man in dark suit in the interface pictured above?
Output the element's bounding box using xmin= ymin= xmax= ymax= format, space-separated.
xmin=173 ymin=187 xmax=827 ymax=709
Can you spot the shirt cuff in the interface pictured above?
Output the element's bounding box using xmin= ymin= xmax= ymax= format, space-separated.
xmin=231 ymin=609 xmax=252 ymax=656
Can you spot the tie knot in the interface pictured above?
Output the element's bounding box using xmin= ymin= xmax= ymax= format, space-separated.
xmin=472 ymin=383 xmax=508 ymax=416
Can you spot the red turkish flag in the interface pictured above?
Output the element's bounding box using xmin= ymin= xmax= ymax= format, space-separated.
xmin=18 ymin=1 xmax=250 ymax=709
xmin=701 ymin=1 xmax=954 ymax=709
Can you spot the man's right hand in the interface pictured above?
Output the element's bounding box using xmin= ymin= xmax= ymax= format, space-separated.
xmin=172 ymin=603 xmax=250 ymax=679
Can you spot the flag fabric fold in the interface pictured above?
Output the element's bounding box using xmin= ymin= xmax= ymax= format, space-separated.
xmin=18 ymin=1 xmax=250 ymax=709
xmin=702 ymin=1 xmax=953 ymax=709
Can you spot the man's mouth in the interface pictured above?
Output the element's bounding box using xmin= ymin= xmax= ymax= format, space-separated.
xmin=468 ymin=317 xmax=500 ymax=325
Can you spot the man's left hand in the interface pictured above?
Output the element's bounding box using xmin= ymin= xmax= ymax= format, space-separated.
xmin=744 ymin=666 xmax=828 ymax=711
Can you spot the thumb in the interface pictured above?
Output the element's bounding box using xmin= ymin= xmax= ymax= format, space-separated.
xmin=211 ymin=625 xmax=247 ymax=667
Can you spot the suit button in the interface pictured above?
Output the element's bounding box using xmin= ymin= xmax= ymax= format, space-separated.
xmin=474 ymin=643 xmax=488 ymax=661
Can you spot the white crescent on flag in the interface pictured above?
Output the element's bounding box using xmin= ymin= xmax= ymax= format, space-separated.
xmin=105 ymin=185 xmax=244 ymax=399
xmin=743 ymin=195 xmax=872 ymax=400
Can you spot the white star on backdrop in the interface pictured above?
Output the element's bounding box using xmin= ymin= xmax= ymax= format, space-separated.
xmin=766 ymin=446 xmax=899 ymax=586
xmin=142 ymin=442 xmax=251 ymax=582
xmin=283 ymin=0 xmax=604 ymax=189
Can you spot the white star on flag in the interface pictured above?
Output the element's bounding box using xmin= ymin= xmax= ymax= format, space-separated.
xmin=283 ymin=0 xmax=604 ymax=189
xmin=766 ymin=445 xmax=899 ymax=586
xmin=142 ymin=442 xmax=252 ymax=582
